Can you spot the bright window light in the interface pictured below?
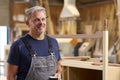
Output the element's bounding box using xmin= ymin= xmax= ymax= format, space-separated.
xmin=0 ymin=26 xmax=7 ymax=60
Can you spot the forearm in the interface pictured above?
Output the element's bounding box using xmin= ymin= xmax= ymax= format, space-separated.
xmin=7 ymin=75 xmax=16 ymax=80
xmin=7 ymin=63 xmax=18 ymax=80
xmin=55 ymin=60 xmax=62 ymax=80
xmin=57 ymin=60 xmax=62 ymax=74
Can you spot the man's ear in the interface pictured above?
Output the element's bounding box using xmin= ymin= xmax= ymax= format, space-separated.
xmin=25 ymin=21 xmax=29 ymax=26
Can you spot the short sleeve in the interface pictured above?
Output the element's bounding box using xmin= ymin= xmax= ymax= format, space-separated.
xmin=7 ymin=41 xmax=20 ymax=66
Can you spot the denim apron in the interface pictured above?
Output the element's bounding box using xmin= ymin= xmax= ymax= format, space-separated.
xmin=25 ymin=53 xmax=57 ymax=80
xmin=21 ymin=36 xmax=57 ymax=80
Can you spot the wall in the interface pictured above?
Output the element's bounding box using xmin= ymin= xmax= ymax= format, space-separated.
xmin=78 ymin=2 xmax=118 ymax=49
xmin=0 ymin=0 xmax=10 ymax=26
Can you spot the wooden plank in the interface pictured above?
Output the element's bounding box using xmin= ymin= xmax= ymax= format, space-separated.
xmin=49 ymin=32 xmax=103 ymax=38
xmin=61 ymin=60 xmax=120 ymax=80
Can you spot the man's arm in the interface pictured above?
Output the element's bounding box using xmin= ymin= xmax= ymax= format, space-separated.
xmin=55 ymin=60 xmax=62 ymax=80
xmin=7 ymin=63 xmax=18 ymax=80
xmin=57 ymin=60 xmax=62 ymax=74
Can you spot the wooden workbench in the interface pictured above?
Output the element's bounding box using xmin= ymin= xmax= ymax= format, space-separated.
xmin=61 ymin=59 xmax=120 ymax=80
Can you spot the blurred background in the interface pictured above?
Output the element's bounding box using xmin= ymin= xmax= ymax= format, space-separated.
xmin=0 ymin=0 xmax=120 ymax=80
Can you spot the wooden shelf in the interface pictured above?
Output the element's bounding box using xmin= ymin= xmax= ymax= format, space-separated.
xmin=61 ymin=59 xmax=120 ymax=80
xmin=49 ymin=32 xmax=103 ymax=39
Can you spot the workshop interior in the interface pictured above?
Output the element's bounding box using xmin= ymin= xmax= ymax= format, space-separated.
xmin=0 ymin=0 xmax=120 ymax=80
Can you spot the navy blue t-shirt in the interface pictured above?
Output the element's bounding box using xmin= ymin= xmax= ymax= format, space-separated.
xmin=7 ymin=34 xmax=61 ymax=80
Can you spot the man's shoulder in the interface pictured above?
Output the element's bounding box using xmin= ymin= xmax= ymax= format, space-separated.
xmin=46 ymin=35 xmax=56 ymax=40
xmin=13 ymin=38 xmax=22 ymax=44
xmin=46 ymin=35 xmax=58 ymax=44
xmin=11 ymin=35 xmax=28 ymax=47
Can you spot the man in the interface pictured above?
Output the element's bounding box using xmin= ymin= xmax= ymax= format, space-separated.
xmin=7 ymin=6 xmax=62 ymax=80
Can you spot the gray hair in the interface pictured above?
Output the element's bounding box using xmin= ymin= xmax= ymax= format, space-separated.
xmin=25 ymin=6 xmax=46 ymax=20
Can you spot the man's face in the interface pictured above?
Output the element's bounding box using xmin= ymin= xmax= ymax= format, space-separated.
xmin=27 ymin=10 xmax=46 ymax=35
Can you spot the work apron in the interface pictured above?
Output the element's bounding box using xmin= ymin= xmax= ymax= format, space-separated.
xmin=25 ymin=53 xmax=57 ymax=80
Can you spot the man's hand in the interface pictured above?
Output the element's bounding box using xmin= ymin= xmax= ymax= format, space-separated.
xmin=55 ymin=72 xmax=61 ymax=80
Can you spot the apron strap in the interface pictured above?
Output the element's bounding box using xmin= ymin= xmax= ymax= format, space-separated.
xmin=21 ymin=35 xmax=54 ymax=56
xmin=20 ymin=37 xmax=36 ymax=57
xmin=46 ymin=35 xmax=55 ymax=55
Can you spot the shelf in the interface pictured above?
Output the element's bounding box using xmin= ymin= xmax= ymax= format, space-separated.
xmin=14 ymin=21 xmax=25 ymax=23
xmin=61 ymin=59 xmax=102 ymax=70
xmin=61 ymin=59 xmax=120 ymax=80
xmin=49 ymin=32 xmax=103 ymax=39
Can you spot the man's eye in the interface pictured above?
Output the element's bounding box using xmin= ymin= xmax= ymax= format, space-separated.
xmin=41 ymin=18 xmax=46 ymax=21
xmin=33 ymin=18 xmax=46 ymax=22
xmin=34 ymin=19 xmax=40 ymax=21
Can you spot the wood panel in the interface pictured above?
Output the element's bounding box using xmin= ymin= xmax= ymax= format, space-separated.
xmin=50 ymin=5 xmax=63 ymax=34
xmin=0 ymin=0 xmax=10 ymax=26
xmin=78 ymin=2 xmax=118 ymax=50
xmin=11 ymin=2 xmax=30 ymax=41
xmin=13 ymin=3 xmax=30 ymax=15
xmin=61 ymin=59 xmax=120 ymax=80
